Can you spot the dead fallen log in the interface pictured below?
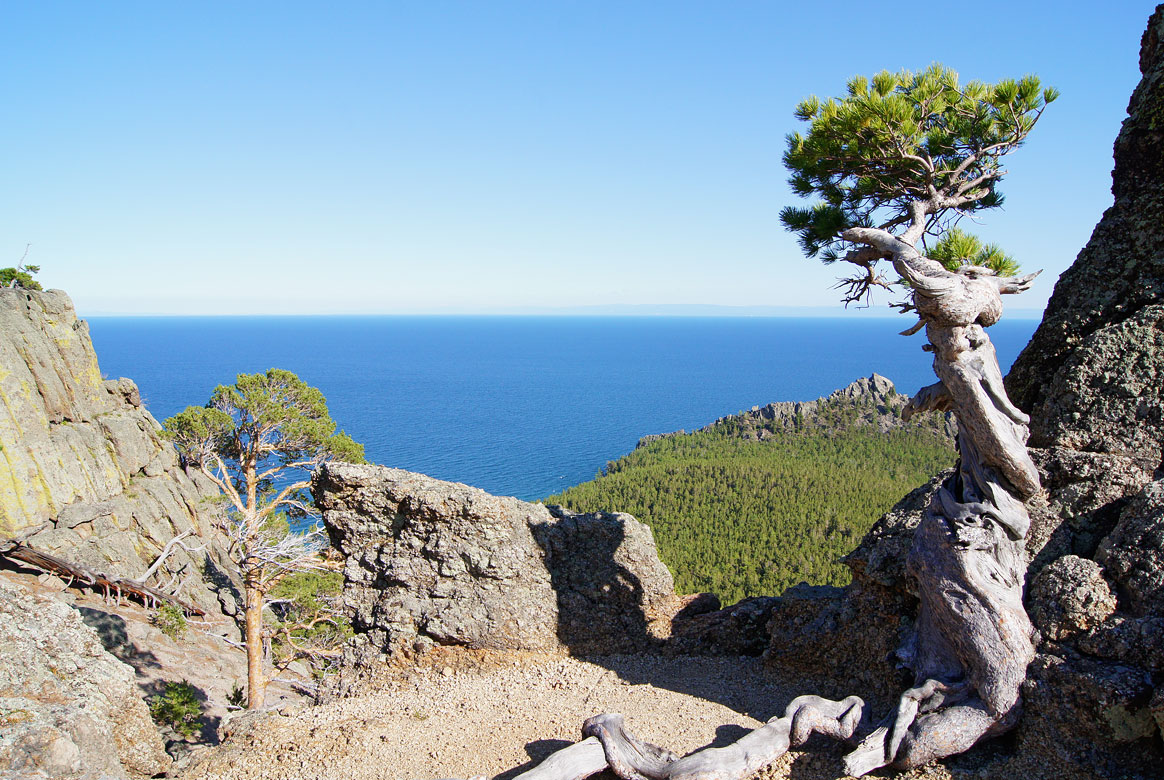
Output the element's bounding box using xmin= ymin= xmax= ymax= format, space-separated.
xmin=0 ymin=541 xmax=206 ymax=616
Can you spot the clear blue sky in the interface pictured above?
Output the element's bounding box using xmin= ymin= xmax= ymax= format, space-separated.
xmin=2 ymin=2 xmax=1156 ymax=315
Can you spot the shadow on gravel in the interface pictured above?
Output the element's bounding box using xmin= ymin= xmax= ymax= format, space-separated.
xmin=581 ymin=654 xmax=789 ymax=722
xmin=533 ymin=509 xmax=796 ymax=722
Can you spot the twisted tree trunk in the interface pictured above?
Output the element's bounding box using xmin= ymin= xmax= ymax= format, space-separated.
xmin=506 ymin=235 xmax=1041 ymax=780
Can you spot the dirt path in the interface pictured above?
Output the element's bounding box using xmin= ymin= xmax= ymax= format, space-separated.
xmin=176 ymin=653 xmax=956 ymax=780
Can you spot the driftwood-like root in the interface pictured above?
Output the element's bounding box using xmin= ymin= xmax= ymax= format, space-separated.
xmin=581 ymin=696 xmax=864 ymax=780
xmin=511 ymin=737 xmax=609 ymax=780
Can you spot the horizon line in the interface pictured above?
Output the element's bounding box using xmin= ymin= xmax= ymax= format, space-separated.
xmin=77 ymin=303 xmax=1049 ymax=320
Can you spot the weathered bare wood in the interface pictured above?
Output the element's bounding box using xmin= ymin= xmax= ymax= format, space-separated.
xmin=833 ymin=227 xmax=1040 ymax=774
xmin=133 ymin=529 xmax=205 ymax=585
xmin=512 ymin=737 xmax=608 ymax=780
xmin=0 ymin=541 xmax=206 ymax=616
xmin=581 ymin=696 xmax=865 ymax=780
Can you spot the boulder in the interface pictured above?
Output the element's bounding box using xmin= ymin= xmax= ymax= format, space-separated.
xmin=313 ymin=462 xmax=679 ymax=665
xmin=1098 ymin=480 xmax=1164 ymax=618
xmin=0 ymin=578 xmax=170 ymax=779
xmin=1027 ymin=555 xmax=1118 ymax=641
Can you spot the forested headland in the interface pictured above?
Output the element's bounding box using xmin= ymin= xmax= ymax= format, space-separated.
xmin=545 ymin=376 xmax=955 ymax=605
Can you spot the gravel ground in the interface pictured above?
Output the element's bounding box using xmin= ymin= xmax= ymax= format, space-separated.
xmin=175 ymin=653 xmax=960 ymax=780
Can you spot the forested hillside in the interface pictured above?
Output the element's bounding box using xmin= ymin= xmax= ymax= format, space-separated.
xmin=545 ymin=376 xmax=955 ymax=604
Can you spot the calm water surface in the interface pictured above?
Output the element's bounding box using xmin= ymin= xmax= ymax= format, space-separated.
xmin=87 ymin=316 xmax=1039 ymax=500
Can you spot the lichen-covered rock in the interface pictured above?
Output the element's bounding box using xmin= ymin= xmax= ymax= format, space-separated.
xmin=763 ymin=581 xmax=911 ymax=707
xmin=668 ymin=595 xmax=779 ymax=657
xmin=1012 ymin=651 xmax=1160 ymax=779
xmin=313 ymin=462 xmax=679 ymax=663
xmin=1028 ymin=555 xmax=1117 ymax=641
xmin=1027 ymin=304 xmax=1164 ymax=465
xmin=841 ymin=469 xmax=949 ymax=588
xmin=1006 ymin=8 xmax=1164 ymax=468
xmin=1025 ymin=447 xmax=1152 ymax=575
xmin=0 ymin=578 xmax=170 ymax=779
xmin=0 ymin=288 xmax=234 ymax=617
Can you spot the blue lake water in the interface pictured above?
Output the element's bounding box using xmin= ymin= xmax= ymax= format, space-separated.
xmin=86 ymin=316 xmax=1039 ymax=501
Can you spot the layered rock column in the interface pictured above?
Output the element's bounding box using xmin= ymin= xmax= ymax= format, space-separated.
xmin=0 ymin=288 xmax=234 ymax=617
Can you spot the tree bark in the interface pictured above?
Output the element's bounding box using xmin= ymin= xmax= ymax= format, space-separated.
xmin=244 ymin=576 xmax=267 ymax=709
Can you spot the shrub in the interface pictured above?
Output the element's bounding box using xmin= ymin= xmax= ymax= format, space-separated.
xmin=152 ymin=604 xmax=187 ymax=640
xmin=268 ymin=569 xmax=351 ymax=674
xmin=226 ymin=682 xmax=247 ymax=710
xmin=148 ymin=681 xmax=204 ymax=737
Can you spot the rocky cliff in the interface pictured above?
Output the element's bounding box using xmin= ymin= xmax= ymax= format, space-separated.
xmin=0 ymin=288 xmax=235 ymax=617
xmin=313 ymin=462 xmax=680 ymax=673
xmin=755 ymin=8 xmax=1164 ymax=778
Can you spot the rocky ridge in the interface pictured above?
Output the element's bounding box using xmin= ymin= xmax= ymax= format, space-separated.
xmin=637 ymin=373 xmax=954 ymax=449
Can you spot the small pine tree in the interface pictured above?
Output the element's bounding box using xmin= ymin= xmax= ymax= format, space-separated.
xmin=0 ymin=263 xmax=42 ymax=290
xmin=164 ymin=368 xmax=364 ymax=709
xmin=148 ymin=681 xmax=204 ymax=738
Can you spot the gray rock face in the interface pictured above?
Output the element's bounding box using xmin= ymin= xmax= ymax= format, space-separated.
xmin=1006 ymin=6 xmax=1164 ymax=469
xmin=0 ymin=288 xmax=234 ymax=617
xmin=313 ymin=462 xmax=679 ymax=664
xmin=1028 ymin=555 xmax=1118 ymax=642
xmin=1098 ymin=480 xmax=1164 ymax=618
xmin=0 ymin=578 xmax=170 ymax=779
xmin=1000 ymin=11 xmax=1164 ymax=775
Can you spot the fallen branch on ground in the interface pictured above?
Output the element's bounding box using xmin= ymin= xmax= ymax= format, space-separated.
xmin=0 ymin=540 xmax=206 ymax=616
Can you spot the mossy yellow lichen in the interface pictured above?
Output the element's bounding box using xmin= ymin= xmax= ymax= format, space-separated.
xmin=0 ymin=708 xmax=35 ymax=727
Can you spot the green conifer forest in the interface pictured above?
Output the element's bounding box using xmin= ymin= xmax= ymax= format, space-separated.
xmin=545 ymin=383 xmax=954 ymax=605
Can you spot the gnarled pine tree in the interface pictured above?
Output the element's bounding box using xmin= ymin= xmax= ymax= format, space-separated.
xmin=512 ymin=65 xmax=1055 ymax=780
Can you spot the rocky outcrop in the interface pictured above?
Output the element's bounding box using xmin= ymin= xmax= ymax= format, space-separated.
xmin=1005 ymin=10 xmax=1164 ymax=777
xmin=0 ymin=288 xmax=235 ymax=618
xmin=1006 ymin=5 xmax=1164 ymax=471
xmin=0 ymin=578 xmax=170 ymax=779
xmin=644 ymin=373 xmax=954 ymax=447
xmin=313 ymin=462 xmax=679 ymax=667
